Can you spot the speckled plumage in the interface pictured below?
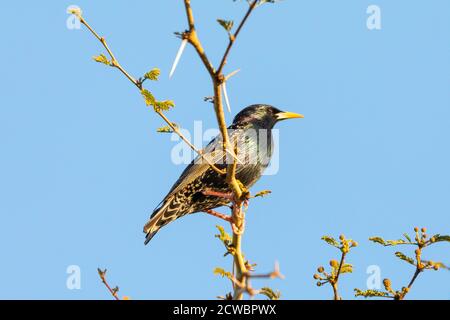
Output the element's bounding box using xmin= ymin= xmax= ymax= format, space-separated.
xmin=143 ymin=104 xmax=301 ymax=244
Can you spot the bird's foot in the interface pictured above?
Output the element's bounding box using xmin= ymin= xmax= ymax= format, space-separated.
xmin=202 ymin=190 xmax=234 ymax=201
xmin=203 ymin=209 xmax=233 ymax=223
xmin=231 ymin=220 xmax=245 ymax=235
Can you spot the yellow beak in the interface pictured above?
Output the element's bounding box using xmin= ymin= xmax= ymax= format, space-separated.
xmin=276 ymin=111 xmax=304 ymax=121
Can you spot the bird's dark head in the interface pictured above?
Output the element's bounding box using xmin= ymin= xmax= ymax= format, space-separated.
xmin=232 ymin=104 xmax=304 ymax=129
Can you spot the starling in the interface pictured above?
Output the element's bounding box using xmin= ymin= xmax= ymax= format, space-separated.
xmin=143 ymin=104 xmax=303 ymax=244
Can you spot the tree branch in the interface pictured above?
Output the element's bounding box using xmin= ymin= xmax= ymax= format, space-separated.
xmin=217 ymin=0 xmax=258 ymax=75
xmin=97 ymin=268 xmax=120 ymax=300
xmin=183 ymin=0 xmax=216 ymax=78
xmin=79 ymin=17 xmax=141 ymax=89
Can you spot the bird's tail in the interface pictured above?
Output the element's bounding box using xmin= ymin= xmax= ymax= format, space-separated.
xmin=143 ymin=200 xmax=178 ymax=245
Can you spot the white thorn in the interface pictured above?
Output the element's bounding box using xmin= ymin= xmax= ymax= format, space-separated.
xmin=169 ymin=39 xmax=188 ymax=79
xmin=225 ymin=147 xmax=244 ymax=165
xmin=222 ymin=82 xmax=232 ymax=113
xmin=225 ymin=69 xmax=241 ymax=81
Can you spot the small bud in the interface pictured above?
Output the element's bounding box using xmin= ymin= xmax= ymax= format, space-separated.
xmin=67 ymin=7 xmax=83 ymax=18
xmin=316 ymin=281 xmax=322 ymax=287
xmin=330 ymin=260 xmax=339 ymax=268
xmin=421 ymin=227 xmax=427 ymax=233
xmin=414 ymin=227 xmax=419 ymax=232
xmin=339 ymin=234 xmax=345 ymax=241
xmin=403 ymin=287 xmax=410 ymax=293
xmin=434 ymin=265 xmax=440 ymax=271
xmin=383 ymin=278 xmax=391 ymax=290
xmin=317 ymin=266 xmax=325 ymax=273
xmin=313 ymin=274 xmax=320 ymax=280
xmin=351 ymin=241 xmax=358 ymax=247
xmin=431 ymin=237 xmax=436 ymax=243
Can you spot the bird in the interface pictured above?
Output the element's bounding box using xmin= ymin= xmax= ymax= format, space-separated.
xmin=143 ymin=104 xmax=303 ymax=244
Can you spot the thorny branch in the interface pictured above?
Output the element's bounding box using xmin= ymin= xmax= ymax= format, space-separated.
xmin=217 ymin=0 xmax=259 ymax=75
xmin=181 ymin=0 xmax=264 ymax=300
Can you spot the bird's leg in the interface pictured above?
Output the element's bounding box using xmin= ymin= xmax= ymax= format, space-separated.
xmin=203 ymin=209 xmax=233 ymax=223
xmin=203 ymin=189 xmax=247 ymax=234
xmin=202 ymin=189 xmax=235 ymax=201
xmin=203 ymin=209 xmax=243 ymax=234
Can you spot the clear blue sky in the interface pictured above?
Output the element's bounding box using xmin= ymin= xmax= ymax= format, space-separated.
xmin=0 ymin=1 xmax=449 ymax=299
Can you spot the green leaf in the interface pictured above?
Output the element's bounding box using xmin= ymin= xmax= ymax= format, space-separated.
xmin=370 ymin=235 xmax=417 ymax=246
xmin=154 ymin=100 xmax=175 ymax=112
xmin=213 ymin=267 xmax=233 ymax=280
xmin=156 ymin=123 xmax=178 ymax=134
xmin=217 ymin=19 xmax=234 ymax=32
xmin=259 ymin=287 xmax=281 ymax=300
xmin=395 ymin=252 xmax=415 ymax=266
xmin=215 ymin=225 xmax=232 ymax=245
xmin=144 ymin=68 xmax=160 ymax=81
xmin=93 ymin=54 xmax=111 ymax=65
xmin=340 ymin=263 xmax=353 ymax=274
xmin=385 ymin=239 xmax=409 ymax=246
xmin=141 ymin=89 xmax=156 ymax=106
xmin=354 ymin=288 xmax=390 ymax=298
xmin=369 ymin=237 xmax=387 ymax=246
xmin=403 ymin=233 xmax=412 ymax=242
xmin=321 ymin=236 xmax=339 ymax=248
xmin=254 ymin=190 xmax=271 ymax=198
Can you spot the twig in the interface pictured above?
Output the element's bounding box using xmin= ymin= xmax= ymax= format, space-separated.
xmin=79 ymin=17 xmax=141 ymax=89
xmin=183 ymin=0 xmax=215 ymax=78
xmin=244 ymin=261 xmax=285 ymax=280
xmin=217 ymin=0 xmax=258 ymax=75
xmin=331 ymin=252 xmax=346 ymax=300
xmin=223 ymin=262 xmax=284 ymax=299
xmin=97 ymin=268 xmax=120 ymax=300
xmin=76 ymin=14 xmax=225 ymax=176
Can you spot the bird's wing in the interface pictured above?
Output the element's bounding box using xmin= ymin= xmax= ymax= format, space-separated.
xmin=162 ymin=126 xmax=254 ymax=201
xmin=162 ymin=138 xmax=224 ymax=201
